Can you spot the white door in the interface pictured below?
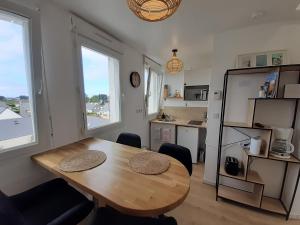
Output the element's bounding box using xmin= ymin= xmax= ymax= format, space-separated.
xmin=177 ymin=126 xmax=199 ymax=163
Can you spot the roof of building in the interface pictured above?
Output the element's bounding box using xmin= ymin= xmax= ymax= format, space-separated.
xmin=0 ymin=108 xmax=22 ymax=120
xmin=0 ymin=106 xmax=7 ymax=114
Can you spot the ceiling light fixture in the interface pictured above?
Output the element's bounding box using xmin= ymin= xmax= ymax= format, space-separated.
xmin=297 ymin=3 xmax=300 ymax=10
xmin=166 ymin=49 xmax=183 ymax=74
xmin=127 ymin=0 xmax=182 ymax=22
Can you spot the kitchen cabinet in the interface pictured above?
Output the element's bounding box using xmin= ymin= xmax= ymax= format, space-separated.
xmin=150 ymin=122 xmax=176 ymax=152
xmin=177 ymin=126 xmax=199 ymax=163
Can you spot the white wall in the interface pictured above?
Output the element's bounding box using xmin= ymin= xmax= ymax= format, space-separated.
xmin=205 ymin=21 xmax=300 ymax=217
xmin=0 ymin=0 xmax=153 ymax=195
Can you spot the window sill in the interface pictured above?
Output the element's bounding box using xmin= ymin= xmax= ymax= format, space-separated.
xmin=86 ymin=121 xmax=122 ymax=136
xmin=0 ymin=140 xmax=43 ymax=161
xmin=147 ymin=112 xmax=159 ymax=118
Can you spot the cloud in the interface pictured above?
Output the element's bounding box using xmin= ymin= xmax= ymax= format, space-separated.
xmin=81 ymin=46 xmax=110 ymax=95
xmin=0 ymin=18 xmax=28 ymax=97
xmin=0 ymin=20 xmax=24 ymax=62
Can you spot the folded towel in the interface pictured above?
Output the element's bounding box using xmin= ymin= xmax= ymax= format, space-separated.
xmin=153 ymin=127 xmax=161 ymax=140
xmin=161 ymin=128 xmax=172 ymax=142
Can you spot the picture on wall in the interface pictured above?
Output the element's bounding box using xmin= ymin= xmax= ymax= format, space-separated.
xmin=256 ymin=55 xmax=268 ymax=67
xmin=238 ymin=55 xmax=252 ymax=68
xmin=236 ymin=50 xmax=288 ymax=68
xmin=272 ymin=53 xmax=283 ymax=66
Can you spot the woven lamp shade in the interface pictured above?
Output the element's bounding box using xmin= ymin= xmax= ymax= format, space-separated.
xmin=166 ymin=49 xmax=183 ymax=74
xmin=127 ymin=0 xmax=182 ymax=22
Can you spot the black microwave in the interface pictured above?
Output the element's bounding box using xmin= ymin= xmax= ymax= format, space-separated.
xmin=184 ymin=85 xmax=209 ymax=101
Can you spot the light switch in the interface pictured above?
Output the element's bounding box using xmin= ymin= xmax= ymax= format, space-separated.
xmin=213 ymin=91 xmax=222 ymax=100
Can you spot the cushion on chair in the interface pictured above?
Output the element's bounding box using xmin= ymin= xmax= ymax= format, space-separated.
xmin=9 ymin=179 xmax=93 ymax=225
xmin=159 ymin=143 xmax=193 ymax=176
xmin=116 ymin=133 xmax=142 ymax=148
xmin=92 ymin=207 xmax=177 ymax=225
xmin=0 ymin=190 xmax=27 ymax=225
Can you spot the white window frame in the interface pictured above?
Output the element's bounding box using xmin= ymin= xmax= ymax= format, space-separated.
xmin=0 ymin=1 xmax=51 ymax=156
xmin=144 ymin=60 xmax=163 ymax=116
xmin=76 ymin=35 xmax=122 ymax=135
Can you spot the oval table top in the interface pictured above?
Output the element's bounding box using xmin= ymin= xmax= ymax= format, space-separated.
xmin=32 ymin=138 xmax=190 ymax=217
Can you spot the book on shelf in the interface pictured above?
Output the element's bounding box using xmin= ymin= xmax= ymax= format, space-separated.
xmin=264 ymin=71 xmax=279 ymax=98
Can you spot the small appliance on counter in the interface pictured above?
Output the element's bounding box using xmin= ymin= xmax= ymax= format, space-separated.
xmin=225 ymin=156 xmax=239 ymax=176
xmin=270 ymin=128 xmax=295 ymax=159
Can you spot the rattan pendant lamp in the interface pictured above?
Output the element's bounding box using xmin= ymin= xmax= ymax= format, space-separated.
xmin=127 ymin=0 xmax=182 ymax=22
xmin=166 ymin=49 xmax=183 ymax=74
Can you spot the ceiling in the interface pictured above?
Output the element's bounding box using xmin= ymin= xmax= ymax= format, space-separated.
xmin=52 ymin=0 xmax=300 ymax=68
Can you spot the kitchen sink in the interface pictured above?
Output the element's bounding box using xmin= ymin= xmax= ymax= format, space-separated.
xmin=188 ymin=120 xmax=203 ymax=125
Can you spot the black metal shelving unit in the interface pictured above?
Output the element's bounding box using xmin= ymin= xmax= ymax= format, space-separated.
xmin=216 ymin=64 xmax=300 ymax=220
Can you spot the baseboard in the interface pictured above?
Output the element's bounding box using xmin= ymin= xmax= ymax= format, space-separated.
xmin=290 ymin=214 xmax=300 ymax=220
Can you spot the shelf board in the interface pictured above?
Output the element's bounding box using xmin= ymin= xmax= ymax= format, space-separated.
xmin=261 ymin=197 xmax=287 ymax=215
xmin=223 ymin=121 xmax=272 ymax=131
xmin=219 ymin=166 xmax=245 ymax=181
xmin=249 ymin=98 xmax=299 ymax=101
xmin=268 ymin=154 xmax=300 ymax=164
xmin=218 ymin=185 xmax=262 ymax=208
xmin=243 ymin=148 xmax=268 ymax=159
xmin=226 ymin=64 xmax=300 ymax=75
xmin=227 ymin=67 xmax=279 ymax=76
xmin=223 ymin=121 xmax=252 ymax=128
xmin=164 ymin=97 xmax=183 ymax=100
xmin=244 ymin=148 xmax=300 ymax=164
xmin=220 ymin=167 xmax=264 ymax=185
xmin=247 ymin=170 xmax=264 ymax=184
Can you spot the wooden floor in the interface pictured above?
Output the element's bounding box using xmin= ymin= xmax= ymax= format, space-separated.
xmin=167 ymin=164 xmax=299 ymax=225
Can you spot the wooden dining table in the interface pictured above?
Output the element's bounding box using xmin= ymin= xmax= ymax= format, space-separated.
xmin=31 ymin=138 xmax=190 ymax=217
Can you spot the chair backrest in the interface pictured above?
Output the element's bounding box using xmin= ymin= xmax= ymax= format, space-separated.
xmin=159 ymin=143 xmax=193 ymax=176
xmin=0 ymin=191 xmax=26 ymax=225
xmin=117 ymin=133 xmax=141 ymax=148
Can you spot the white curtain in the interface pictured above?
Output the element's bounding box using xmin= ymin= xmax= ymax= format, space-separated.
xmin=144 ymin=57 xmax=163 ymax=116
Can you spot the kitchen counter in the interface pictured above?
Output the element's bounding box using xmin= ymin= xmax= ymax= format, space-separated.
xmin=151 ymin=119 xmax=207 ymax=129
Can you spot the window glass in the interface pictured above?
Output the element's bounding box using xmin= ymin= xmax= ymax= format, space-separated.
xmin=148 ymin=70 xmax=160 ymax=114
xmin=81 ymin=46 xmax=120 ymax=130
xmin=0 ymin=10 xmax=36 ymax=150
xmin=144 ymin=65 xmax=162 ymax=115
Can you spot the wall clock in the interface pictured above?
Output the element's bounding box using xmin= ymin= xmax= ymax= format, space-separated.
xmin=130 ymin=72 xmax=141 ymax=88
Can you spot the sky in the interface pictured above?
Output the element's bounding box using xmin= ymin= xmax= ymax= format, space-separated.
xmin=0 ymin=18 xmax=28 ymax=98
xmin=0 ymin=15 xmax=110 ymax=99
xmin=81 ymin=46 xmax=110 ymax=96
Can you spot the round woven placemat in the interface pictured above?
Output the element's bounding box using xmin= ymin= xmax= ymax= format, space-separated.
xmin=58 ymin=150 xmax=107 ymax=172
xmin=129 ymin=152 xmax=170 ymax=175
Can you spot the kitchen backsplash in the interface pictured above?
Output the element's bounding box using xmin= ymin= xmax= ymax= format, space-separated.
xmin=161 ymin=107 xmax=207 ymax=121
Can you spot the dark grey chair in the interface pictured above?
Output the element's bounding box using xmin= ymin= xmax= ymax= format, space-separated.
xmin=0 ymin=178 xmax=93 ymax=225
xmin=92 ymin=207 xmax=177 ymax=225
xmin=159 ymin=143 xmax=193 ymax=176
xmin=116 ymin=132 xmax=141 ymax=148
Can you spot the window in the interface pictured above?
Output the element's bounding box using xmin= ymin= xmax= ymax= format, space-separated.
xmin=144 ymin=63 xmax=163 ymax=115
xmin=80 ymin=45 xmax=121 ymax=131
xmin=0 ymin=10 xmax=37 ymax=151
